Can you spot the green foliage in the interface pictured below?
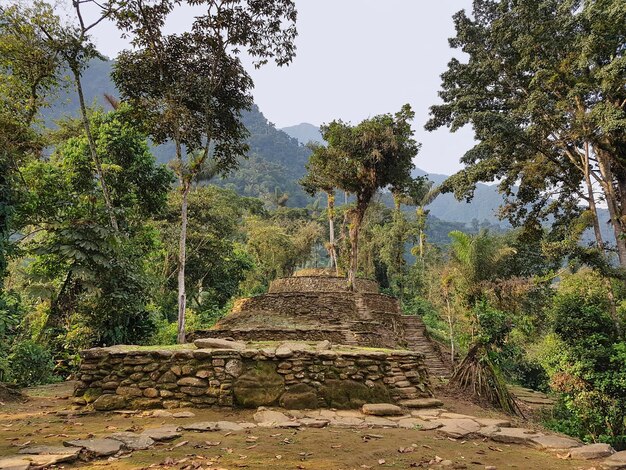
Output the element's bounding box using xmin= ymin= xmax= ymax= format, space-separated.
xmin=542 ymin=271 xmax=626 ymax=449
xmin=7 ymin=340 xmax=55 ymax=387
xmin=154 ymin=186 xmax=256 ymax=319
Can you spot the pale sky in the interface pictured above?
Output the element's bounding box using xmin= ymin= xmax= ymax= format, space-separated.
xmin=83 ymin=0 xmax=475 ymax=175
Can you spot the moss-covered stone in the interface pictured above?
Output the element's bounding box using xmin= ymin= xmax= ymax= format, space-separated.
xmin=320 ymin=379 xmax=387 ymax=409
xmin=82 ymin=388 xmax=102 ymax=404
xmin=92 ymin=394 xmax=127 ymax=411
xmin=233 ymin=362 xmax=284 ymax=408
xmin=279 ymin=384 xmax=318 ymax=409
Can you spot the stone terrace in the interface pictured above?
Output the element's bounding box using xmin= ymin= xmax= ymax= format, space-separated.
xmin=74 ymin=340 xmax=432 ymax=411
xmin=193 ymin=273 xmax=451 ymax=379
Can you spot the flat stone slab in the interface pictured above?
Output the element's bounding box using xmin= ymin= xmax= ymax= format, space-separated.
xmin=108 ymin=432 xmax=155 ymax=450
xmin=299 ymin=418 xmax=329 ymax=428
xmin=400 ymin=398 xmax=443 ymax=409
xmin=19 ymin=445 xmax=80 ymax=456
xmin=490 ymin=427 xmax=544 ymax=445
xmin=411 ymin=409 xmax=443 ymax=420
xmin=180 ymin=422 xmax=220 ymax=432
xmin=193 ymin=338 xmax=246 ymax=350
xmin=436 ymin=418 xmax=481 ymax=438
xmin=172 ymin=411 xmax=196 ymax=418
xmin=569 ymin=443 xmax=615 ymax=460
xmin=529 ymin=435 xmax=581 ymax=450
xmin=363 ymin=416 xmax=398 ymax=428
xmin=603 ymin=450 xmax=626 ymax=469
xmin=362 ymin=403 xmax=403 ymax=416
xmin=141 ymin=425 xmax=182 ymax=441
xmin=0 ymin=457 xmax=30 ymax=470
xmin=253 ymin=409 xmax=291 ymax=424
xmin=64 ymin=438 xmax=123 ymax=456
xmin=473 ymin=418 xmax=511 ymax=427
xmin=397 ymin=418 xmax=442 ymax=430
xmin=216 ymin=421 xmax=244 ymax=431
xmin=329 ymin=417 xmax=364 ymax=428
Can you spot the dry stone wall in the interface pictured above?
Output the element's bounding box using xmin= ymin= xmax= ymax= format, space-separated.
xmin=268 ymin=276 xmax=379 ymax=294
xmin=75 ymin=346 xmax=432 ymax=411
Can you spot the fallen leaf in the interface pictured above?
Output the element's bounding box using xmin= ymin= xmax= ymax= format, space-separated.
xmin=172 ymin=440 xmax=189 ymax=448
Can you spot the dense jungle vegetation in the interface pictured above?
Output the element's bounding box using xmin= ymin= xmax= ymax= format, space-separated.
xmin=1 ymin=0 xmax=625 ymax=451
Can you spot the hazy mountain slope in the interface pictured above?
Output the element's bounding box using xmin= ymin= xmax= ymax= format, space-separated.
xmin=281 ymin=123 xmax=323 ymax=145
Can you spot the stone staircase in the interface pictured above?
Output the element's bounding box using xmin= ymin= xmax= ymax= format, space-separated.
xmin=399 ymin=316 xmax=452 ymax=380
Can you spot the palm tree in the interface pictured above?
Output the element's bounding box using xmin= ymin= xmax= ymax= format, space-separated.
xmin=446 ymin=230 xmax=521 ymax=415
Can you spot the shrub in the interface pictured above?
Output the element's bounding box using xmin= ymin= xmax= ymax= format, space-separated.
xmin=8 ymin=340 xmax=55 ymax=387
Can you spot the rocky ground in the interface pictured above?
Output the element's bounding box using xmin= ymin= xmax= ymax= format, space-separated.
xmin=0 ymin=382 xmax=622 ymax=469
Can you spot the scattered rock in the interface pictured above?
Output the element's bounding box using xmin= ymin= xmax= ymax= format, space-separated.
xmin=411 ymin=409 xmax=443 ymax=420
xmin=473 ymin=418 xmax=511 ymax=427
xmin=569 ymin=443 xmax=615 ymax=460
xmin=253 ymin=409 xmax=291 ymax=424
xmin=440 ymin=412 xmax=477 ymax=420
xmin=172 ymin=411 xmax=195 ymax=418
xmin=216 ymin=421 xmax=244 ymax=431
xmin=180 ymin=422 xmax=220 ymax=432
xmin=329 ymin=417 xmax=365 ymax=428
xmin=436 ymin=418 xmax=481 ymax=438
xmin=362 ymin=403 xmax=403 ymax=416
xmin=151 ymin=410 xmax=174 ymax=418
xmin=108 ymin=432 xmax=155 ymax=450
xmin=141 ymin=426 xmax=182 ymax=441
xmin=529 ymin=435 xmax=581 ymax=450
xmin=90 ymin=393 xmax=126 ymax=411
xmin=63 ymin=438 xmax=124 ymax=457
xmin=299 ymin=418 xmax=329 ymax=428
xmin=399 ymin=398 xmax=443 ymax=409
xmin=397 ymin=418 xmax=441 ymax=430
xmin=477 ymin=425 xmax=501 ymax=438
xmin=0 ymin=457 xmax=31 ymax=470
xmin=363 ymin=416 xmax=398 ymax=428
xmin=490 ymin=427 xmax=544 ymax=445
xmin=19 ymin=446 xmax=80 ymax=457
xmin=193 ymin=338 xmax=246 ymax=350
xmin=602 ymin=450 xmax=626 ymax=469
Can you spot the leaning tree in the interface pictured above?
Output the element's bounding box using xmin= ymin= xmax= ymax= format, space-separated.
xmin=112 ymin=0 xmax=298 ymax=343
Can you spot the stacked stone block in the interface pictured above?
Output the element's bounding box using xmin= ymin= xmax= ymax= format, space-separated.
xmin=74 ymin=345 xmax=431 ymax=410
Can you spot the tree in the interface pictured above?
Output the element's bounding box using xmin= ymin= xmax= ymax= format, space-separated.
xmin=0 ymin=2 xmax=63 ymax=282
xmin=426 ymin=0 xmax=626 ymax=269
xmin=111 ymin=0 xmax=298 ymax=343
xmin=315 ymin=105 xmax=420 ymax=289
xmin=17 ymin=107 xmax=171 ymax=349
xmin=155 ymin=186 xmax=256 ymax=317
xmin=301 ymin=143 xmax=340 ymax=274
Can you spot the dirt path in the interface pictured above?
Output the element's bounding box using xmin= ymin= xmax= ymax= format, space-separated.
xmin=0 ymin=383 xmax=587 ymax=469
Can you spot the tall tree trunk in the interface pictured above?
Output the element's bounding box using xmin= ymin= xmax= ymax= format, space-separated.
xmin=177 ymin=181 xmax=190 ymax=344
xmin=596 ymin=151 xmax=626 ymax=267
xmin=72 ymin=68 xmax=119 ymax=232
xmin=584 ymin=144 xmax=622 ymax=333
xmin=347 ymin=199 xmax=367 ymax=290
xmin=327 ymin=192 xmax=338 ymax=275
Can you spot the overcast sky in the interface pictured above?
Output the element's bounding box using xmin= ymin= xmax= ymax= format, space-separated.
xmin=85 ymin=0 xmax=475 ymax=175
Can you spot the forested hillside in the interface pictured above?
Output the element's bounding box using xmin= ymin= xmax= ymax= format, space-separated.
xmin=43 ymin=59 xmax=504 ymax=235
